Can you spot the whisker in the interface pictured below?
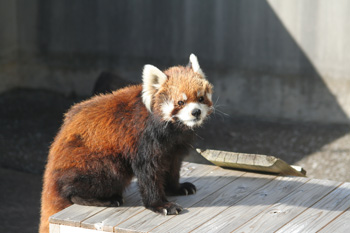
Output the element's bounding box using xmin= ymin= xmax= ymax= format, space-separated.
xmin=210 ymin=104 xmax=230 ymax=121
xmin=214 ymin=96 xmax=220 ymax=107
xmin=215 ymin=108 xmax=230 ymax=117
xmin=187 ymin=143 xmax=195 ymax=149
xmin=193 ymin=132 xmax=204 ymax=140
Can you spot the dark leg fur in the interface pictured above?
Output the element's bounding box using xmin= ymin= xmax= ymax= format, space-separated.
xmin=133 ymin=117 xmax=197 ymax=215
xmin=164 ymin=155 xmax=197 ymax=196
xmin=71 ymin=194 xmax=124 ymax=207
xmin=132 ymin=159 xmax=171 ymax=214
xmin=133 ymin=152 xmax=196 ymax=215
xmin=132 ymin=154 xmax=188 ymax=215
xmin=56 ymin=156 xmax=133 ymax=208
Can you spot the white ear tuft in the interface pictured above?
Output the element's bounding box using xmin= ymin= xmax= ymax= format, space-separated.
xmin=189 ymin=54 xmax=205 ymax=77
xmin=142 ymin=65 xmax=167 ymax=112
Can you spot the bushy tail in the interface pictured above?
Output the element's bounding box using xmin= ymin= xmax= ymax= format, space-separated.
xmin=39 ymin=176 xmax=71 ymax=233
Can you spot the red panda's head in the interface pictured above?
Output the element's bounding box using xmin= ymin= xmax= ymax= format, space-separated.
xmin=142 ymin=54 xmax=213 ymax=128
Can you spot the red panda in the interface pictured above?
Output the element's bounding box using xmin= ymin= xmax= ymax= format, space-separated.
xmin=39 ymin=54 xmax=213 ymax=233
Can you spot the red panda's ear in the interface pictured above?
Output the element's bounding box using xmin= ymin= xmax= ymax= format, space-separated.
xmin=142 ymin=65 xmax=168 ymax=112
xmin=189 ymin=54 xmax=206 ymax=78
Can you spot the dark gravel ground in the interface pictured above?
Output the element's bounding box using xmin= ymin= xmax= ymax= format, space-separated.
xmin=0 ymin=168 xmax=42 ymax=233
xmin=1 ymin=88 xmax=349 ymax=233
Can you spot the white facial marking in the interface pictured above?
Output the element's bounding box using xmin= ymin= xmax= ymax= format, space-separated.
xmin=182 ymin=93 xmax=188 ymax=101
xmin=161 ymin=100 xmax=174 ymax=121
xmin=197 ymin=91 xmax=203 ymax=97
xmin=176 ymin=102 xmax=210 ymax=127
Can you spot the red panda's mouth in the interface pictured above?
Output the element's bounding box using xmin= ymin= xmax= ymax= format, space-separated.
xmin=182 ymin=118 xmax=204 ymax=128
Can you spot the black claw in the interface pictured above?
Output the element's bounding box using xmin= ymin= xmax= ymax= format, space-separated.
xmin=180 ymin=182 xmax=196 ymax=195
xmin=111 ymin=196 xmax=124 ymax=207
xmin=184 ymin=189 xmax=188 ymax=195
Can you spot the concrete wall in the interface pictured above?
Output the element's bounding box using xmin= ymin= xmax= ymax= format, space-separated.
xmin=1 ymin=0 xmax=349 ymax=124
xmin=0 ymin=0 xmax=19 ymax=90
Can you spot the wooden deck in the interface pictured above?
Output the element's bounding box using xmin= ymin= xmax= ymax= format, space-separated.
xmin=50 ymin=162 xmax=350 ymax=233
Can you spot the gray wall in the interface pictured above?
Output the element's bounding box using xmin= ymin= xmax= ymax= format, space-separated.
xmin=1 ymin=0 xmax=349 ymax=124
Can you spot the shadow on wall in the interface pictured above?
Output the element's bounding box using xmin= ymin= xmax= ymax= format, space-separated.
xmin=187 ymin=1 xmax=350 ymax=164
xmin=0 ymin=1 xmax=349 ymax=174
xmin=35 ymin=1 xmax=348 ymax=122
xmin=34 ymin=0 xmax=349 ymax=122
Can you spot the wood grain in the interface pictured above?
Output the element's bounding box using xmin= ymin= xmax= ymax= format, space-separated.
xmin=151 ymin=172 xmax=276 ymax=232
xmin=49 ymin=162 xmax=350 ymax=233
xmin=49 ymin=223 xmax=60 ymax=233
xmin=276 ymin=182 xmax=350 ymax=232
xmin=114 ymin=166 xmax=245 ymax=232
xmin=49 ymin=205 xmax=107 ymax=227
xmin=318 ymin=206 xmax=350 ymax=233
xmin=198 ymin=149 xmax=306 ymax=176
xmin=192 ymin=176 xmax=309 ymax=233
xmin=80 ymin=162 xmax=220 ymax=232
xmin=60 ymin=225 xmax=101 ymax=233
xmin=233 ymin=179 xmax=341 ymax=232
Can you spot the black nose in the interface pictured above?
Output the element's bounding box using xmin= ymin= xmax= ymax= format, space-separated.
xmin=191 ymin=108 xmax=201 ymax=118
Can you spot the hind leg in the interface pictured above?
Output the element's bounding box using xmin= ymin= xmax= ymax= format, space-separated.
xmin=71 ymin=193 xmax=124 ymax=207
xmin=57 ymin=159 xmax=133 ymax=208
xmin=61 ymin=175 xmax=128 ymax=207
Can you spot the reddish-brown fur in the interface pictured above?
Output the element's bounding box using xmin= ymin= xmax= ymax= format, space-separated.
xmin=40 ymin=63 xmax=212 ymax=233
xmin=40 ymin=86 xmax=146 ymax=233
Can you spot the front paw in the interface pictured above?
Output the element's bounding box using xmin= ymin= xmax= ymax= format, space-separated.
xmin=110 ymin=195 xmax=124 ymax=207
xmin=150 ymin=202 xmax=184 ymax=215
xmin=178 ymin=182 xmax=196 ymax=195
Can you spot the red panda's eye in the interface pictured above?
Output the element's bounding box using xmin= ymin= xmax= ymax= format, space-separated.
xmin=199 ymin=97 xmax=204 ymax=102
xmin=178 ymin=100 xmax=185 ymax=106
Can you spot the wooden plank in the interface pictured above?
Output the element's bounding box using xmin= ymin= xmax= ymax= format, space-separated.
xmin=80 ymin=163 xmax=221 ymax=232
xmin=49 ymin=205 xmax=107 ymax=227
xmin=178 ymin=162 xmax=210 ymax=178
xmin=276 ymin=182 xmax=350 ymax=232
xmin=49 ymin=162 xmax=192 ymax=230
xmin=80 ymin=180 xmax=142 ymax=231
xmin=50 ymin=178 xmax=141 ymax=228
xmin=60 ymin=225 xmax=102 ymax=233
xmin=113 ymin=166 xmax=246 ymax=232
xmin=318 ymin=206 xmax=350 ymax=233
xmin=150 ymin=172 xmax=277 ymax=232
xmin=233 ymin=179 xmax=342 ymax=233
xmin=191 ymin=176 xmax=309 ymax=233
xmin=49 ymin=223 xmax=60 ymax=233
xmin=50 ymin=162 xmax=350 ymax=233
xmin=198 ymin=149 xmax=306 ymax=176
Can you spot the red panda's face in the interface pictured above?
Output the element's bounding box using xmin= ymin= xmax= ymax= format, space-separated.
xmin=158 ymin=70 xmax=213 ymax=128
xmin=142 ymin=54 xmax=213 ymax=128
